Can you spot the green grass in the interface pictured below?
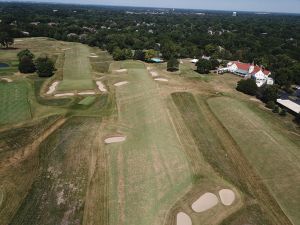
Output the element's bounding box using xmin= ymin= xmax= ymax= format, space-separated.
xmin=57 ymin=43 xmax=95 ymax=91
xmin=0 ymin=81 xmax=32 ymax=125
xmin=208 ymin=97 xmax=300 ymax=225
xmin=107 ymin=61 xmax=192 ymax=225
xmin=78 ymin=96 xmax=96 ymax=106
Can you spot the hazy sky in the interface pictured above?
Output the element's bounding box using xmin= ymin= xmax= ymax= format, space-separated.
xmin=2 ymin=0 xmax=300 ymax=13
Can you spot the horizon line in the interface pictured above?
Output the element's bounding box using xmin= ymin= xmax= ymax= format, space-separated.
xmin=1 ymin=0 xmax=300 ymax=15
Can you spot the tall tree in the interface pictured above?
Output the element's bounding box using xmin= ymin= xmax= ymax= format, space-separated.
xmin=0 ymin=32 xmax=14 ymax=48
xmin=196 ymin=59 xmax=212 ymax=74
xmin=35 ymin=57 xmax=56 ymax=77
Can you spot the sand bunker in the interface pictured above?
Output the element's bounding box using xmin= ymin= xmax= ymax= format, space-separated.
xmin=54 ymin=93 xmax=75 ymax=97
xmin=114 ymin=69 xmax=128 ymax=73
xmin=62 ymin=48 xmax=71 ymax=51
xmin=96 ymin=81 xmax=107 ymax=92
xmin=114 ymin=81 xmax=129 ymax=87
xmin=1 ymin=78 xmax=12 ymax=83
xmin=90 ymin=53 xmax=97 ymax=56
xmin=177 ymin=212 xmax=192 ymax=225
xmin=46 ymin=81 xmax=59 ymax=95
xmin=191 ymin=192 xmax=219 ymax=212
xmin=78 ymin=91 xmax=96 ymax=95
xmin=155 ymin=78 xmax=168 ymax=82
xmin=89 ymin=55 xmax=99 ymax=58
xmin=104 ymin=136 xmax=126 ymax=144
xmin=150 ymin=71 xmax=158 ymax=77
xmin=147 ymin=67 xmax=151 ymax=70
xmin=219 ymin=189 xmax=235 ymax=206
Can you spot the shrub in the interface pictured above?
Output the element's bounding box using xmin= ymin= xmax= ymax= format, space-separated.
xmin=272 ymin=105 xmax=279 ymax=113
xmin=266 ymin=101 xmax=275 ymax=109
xmin=236 ymin=79 xmax=258 ymax=96
xmin=18 ymin=56 xmax=36 ymax=73
xmin=167 ymin=57 xmax=179 ymax=72
xmin=279 ymin=109 xmax=287 ymax=116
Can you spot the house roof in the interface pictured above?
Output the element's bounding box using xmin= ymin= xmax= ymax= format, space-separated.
xmin=233 ymin=61 xmax=251 ymax=71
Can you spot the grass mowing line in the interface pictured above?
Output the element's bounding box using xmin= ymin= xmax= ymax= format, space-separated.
xmin=208 ymin=96 xmax=299 ymax=225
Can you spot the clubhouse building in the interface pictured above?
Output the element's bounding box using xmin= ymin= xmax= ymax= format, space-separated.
xmin=218 ymin=61 xmax=274 ymax=87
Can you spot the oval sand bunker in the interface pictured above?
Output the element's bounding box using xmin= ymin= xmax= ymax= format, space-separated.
xmin=105 ymin=136 xmax=126 ymax=144
xmin=177 ymin=212 xmax=192 ymax=225
xmin=219 ymin=189 xmax=235 ymax=206
xmin=154 ymin=78 xmax=168 ymax=82
xmin=191 ymin=192 xmax=218 ymax=213
xmin=114 ymin=81 xmax=129 ymax=87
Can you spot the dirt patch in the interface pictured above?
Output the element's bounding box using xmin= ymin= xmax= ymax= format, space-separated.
xmin=104 ymin=136 xmax=126 ymax=144
xmin=96 ymin=81 xmax=107 ymax=92
xmin=1 ymin=78 xmax=13 ymax=83
xmin=114 ymin=81 xmax=129 ymax=87
xmin=177 ymin=212 xmax=192 ymax=225
xmin=219 ymin=189 xmax=235 ymax=206
xmin=155 ymin=78 xmax=168 ymax=82
xmin=150 ymin=71 xmax=158 ymax=77
xmin=191 ymin=192 xmax=219 ymax=212
xmin=46 ymin=81 xmax=59 ymax=95
xmin=62 ymin=48 xmax=71 ymax=51
xmin=57 ymin=190 xmax=65 ymax=205
xmin=54 ymin=93 xmax=75 ymax=97
xmin=78 ymin=91 xmax=96 ymax=95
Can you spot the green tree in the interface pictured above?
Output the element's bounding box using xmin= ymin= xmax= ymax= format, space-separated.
xmin=210 ymin=58 xmax=220 ymax=69
xmin=262 ymin=85 xmax=278 ymax=103
xmin=167 ymin=57 xmax=179 ymax=72
xmin=17 ymin=49 xmax=35 ymax=61
xmin=279 ymin=108 xmax=287 ymax=116
xmin=272 ymin=105 xmax=279 ymax=113
xmin=196 ymin=59 xmax=212 ymax=74
xmin=266 ymin=101 xmax=276 ymax=109
xmin=144 ymin=49 xmax=158 ymax=61
xmin=236 ymin=79 xmax=258 ymax=96
xmin=0 ymin=32 xmax=14 ymax=48
xmin=35 ymin=57 xmax=56 ymax=77
xmin=18 ymin=56 xmax=36 ymax=73
xmin=133 ymin=50 xmax=145 ymax=61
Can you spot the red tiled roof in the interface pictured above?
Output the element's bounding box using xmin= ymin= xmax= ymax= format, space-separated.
xmin=250 ymin=66 xmax=261 ymax=75
xmin=263 ymin=70 xmax=271 ymax=76
xmin=233 ymin=61 xmax=251 ymax=71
